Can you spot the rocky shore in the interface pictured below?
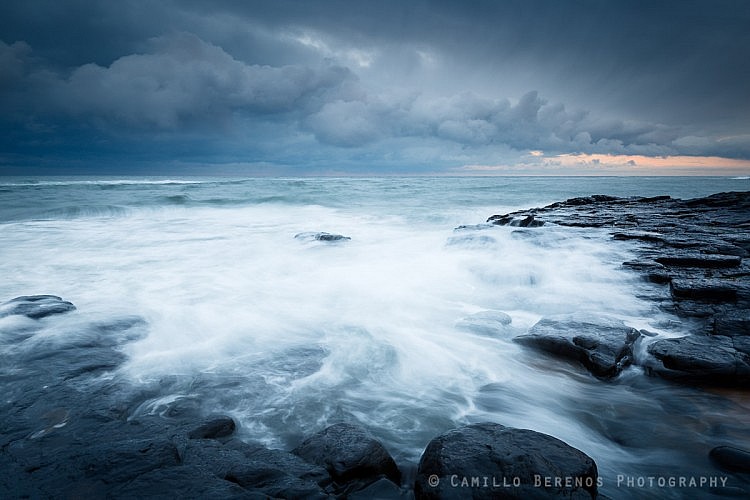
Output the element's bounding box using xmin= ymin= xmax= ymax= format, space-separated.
xmin=483 ymin=191 xmax=750 ymax=387
xmin=2 ymin=191 xmax=749 ymax=498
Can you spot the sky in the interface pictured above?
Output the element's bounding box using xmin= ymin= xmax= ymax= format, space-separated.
xmin=1 ymin=0 xmax=749 ymax=175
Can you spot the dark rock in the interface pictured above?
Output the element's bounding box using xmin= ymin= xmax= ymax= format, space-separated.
xmin=0 ymin=295 xmax=76 ymax=319
xmin=519 ymin=214 xmax=544 ymax=227
xmin=647 ymin=335 xmax=750 ymax=385
xmin=488 ymin=214 xmax=513 ymax=226
xmin=613 ymin=231 xmax=664 ymax=243
xmin=713 ymin=313 xmax=750 ymax=337
xmin=655 ymin=254 xmax=741 ymax=268
xmin=415 ymin=422 xmax=598 ymax=499
xmin=456 ymin=310 xmax=513 ymax=337
xmin=670 ymin=279 xmax=737 ymax=301
xmin=110 ymin=466 xmax=252 ymax=499
xmin=349 ymin=477 xmax=405 ymax=499
xmin=514 ymin=314 xmax=641 ymax=379
xmin=188 ymin=416 xmax=236 ymax=440
xmin=292 ymin=423 xmax=401 ymax=494
xmin=295 ymin=231 xmax=351 ymax=242
xmin=709 ymin=446 xmax=750 ymax=473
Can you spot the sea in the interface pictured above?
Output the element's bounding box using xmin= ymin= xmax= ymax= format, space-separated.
xmin=1 ymin=175 xmax=749 ymax=497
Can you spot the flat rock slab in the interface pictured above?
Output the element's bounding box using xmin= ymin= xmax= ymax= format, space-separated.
xmin=670 ymin=278 xmax=737 ymax=301
xmin=514 ymin=314 xmax=641 ymax=379
xmin=647 ymin=335 xmax=750 ymax=385
xmin=415 ymin=422 xmax=598 ymax=499
xmin=709 ymin=446 xmax=750 ymax=473
xmin=655 ymin=254 xmax=741 ymax=268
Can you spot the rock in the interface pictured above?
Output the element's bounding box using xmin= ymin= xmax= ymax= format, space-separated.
xmin=295 ymin=232 xmax=351 ymax=242
xmin=670 ymin=279 xmax=737 ymax=302
xmin=646 ymin=335 xmax=750 ymax=385
xmin=292 ymin=423 xmax=401 ymax=494
xmin=514 ymin=314 xmax=641 ymax=379
xmin=709 ymin=445 xmax=750 ymax=473
xmin=655 ymin=254 xmax=741 ymax=268
xmin=519 ymin=214 xmax=544 ymax=227
xmin=415 ymin=422 xmax=598 ymax=499
xmin=456 ymin=310 xmax=513 ymax=337
xmin=188 ymin=416 xmax=236 ymax=440
xmin=349 ymin=477 xmax=405 ymax=499
xmin=0 ymin=295 xmax=76 ymax=319
xmin=713 ymin=313 xmax=750 ymax=337
xmin=613 ymin=231 xmax=665 ymax=243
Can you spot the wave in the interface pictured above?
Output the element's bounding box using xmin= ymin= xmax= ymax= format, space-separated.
xmin=731 ymin=176 xmax=749 ymax=180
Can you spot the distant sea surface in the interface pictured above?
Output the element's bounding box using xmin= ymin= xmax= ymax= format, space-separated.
xmin=2 ymin=176 xmax=749 ymax=498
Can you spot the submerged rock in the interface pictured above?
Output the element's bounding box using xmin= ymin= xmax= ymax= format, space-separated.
xmin=456 ymin=310 xmax=513 ymax=337
xmin=292 ymin=423 xmax=401 ymax=495
xmin=415 ymin=422 xmax=598 ymax=499
xmin=0 ymin=295 xmax=76 ymax=319
xmin=514 ymin=314 xmax=641 ymax=379
xmin=295 ymin=231 xmax=351 ymax=242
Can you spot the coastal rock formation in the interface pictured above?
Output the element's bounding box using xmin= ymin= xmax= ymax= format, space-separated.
xmin=514 ymin=314 xmax=641 ymax=379
xmin=483 ymin=191 xmax=750 ymax=387
xmin=415 ymin=422 xmax=598 ymax=499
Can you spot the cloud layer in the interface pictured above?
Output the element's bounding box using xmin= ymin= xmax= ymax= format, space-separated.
xmin=1 ymin=1 xmax=749 ymax=174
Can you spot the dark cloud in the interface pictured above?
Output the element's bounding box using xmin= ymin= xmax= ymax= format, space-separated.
xmin=0 ymin=0 xmax=748 ymax=173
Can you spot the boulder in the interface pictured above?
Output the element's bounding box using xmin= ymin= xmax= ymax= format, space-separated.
xmin=514 ymin=314 xmax=641 ymax=379
xmin=415 ymin=422 xmax=598 ymax=499
xmin=0 ymin=295 xmax=76 ymax=319
xmin=292 ymin=423 xmax=401 ymax=494
xmin=646 ymin=335 xmax=750 ymax=385
xmin=709 ymin=445 xmax=750 ymax=473
xmin=188 ymin=416 xmax=236 ymax=440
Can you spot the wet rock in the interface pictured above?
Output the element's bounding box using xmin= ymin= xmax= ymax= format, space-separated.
xmin=295 ymin=231 xmax=351 ymax=242
xmin=514 ymin=314 xmax=641 ymax=379
xmin=415 ymin=422 xmax=598 ymax=499
xmin=0 ymin=295 xmax=76 ymax=319
xmin=713 ymin=313 xmax=750 ymax=337
xmin=350 ymin=477 xmax=405 ymax=499
xmin=670 ymin=278 xmax=737 ymax=301
xmin=646 ymin=335 xmax=750 ymax=385
xmin=613 ymin=231 xmax=665 ymax=243
xmin=188 ymin=416 xmax=236 ymax=440
xmin=709 ymin=445 xmax=750 ymax=473
xmin=519 ymin=214 xmax=544 ymax=227
xmin=292 ymin=423 xmax=401 ymax=494
xmin=655 ymin=254 xmax=741 ymax=268
xmin=456 ymin=310 xmax=513 ymax=337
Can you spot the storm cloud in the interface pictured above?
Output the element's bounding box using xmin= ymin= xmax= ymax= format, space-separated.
xmin=1 ymin=0 xmax=748 ymax=174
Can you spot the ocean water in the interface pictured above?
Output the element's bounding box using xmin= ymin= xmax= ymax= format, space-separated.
xmin=1 ymin=175 xmax=749 ymax=496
